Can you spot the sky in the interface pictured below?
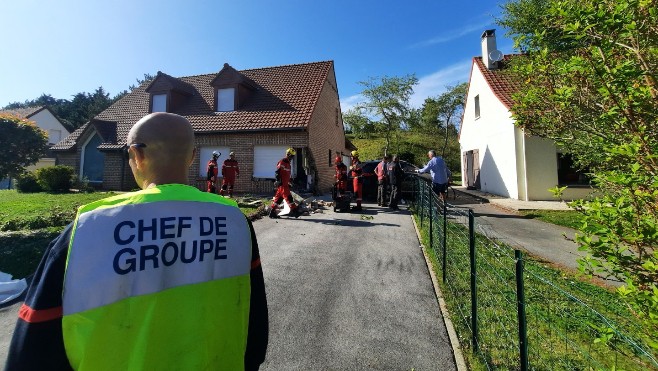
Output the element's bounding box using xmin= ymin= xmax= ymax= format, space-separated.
xmin=0 ymin=0 xmax=515 ymax=112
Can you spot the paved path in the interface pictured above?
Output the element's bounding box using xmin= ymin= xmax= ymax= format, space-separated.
xmin=256 ymin=202 xmax=456 ymax=370
xmin=448 ymin=188 xmax=620 ymax=286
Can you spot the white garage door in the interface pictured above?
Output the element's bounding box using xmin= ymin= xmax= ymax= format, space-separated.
xmin=253 ymin=146 xmax=295 ymax=179
xmin=198 ymin=147 xmax=230 ymax=177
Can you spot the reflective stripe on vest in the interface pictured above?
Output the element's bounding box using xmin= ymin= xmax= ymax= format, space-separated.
xmin=62 ymin=184 xmax=251 ymax=370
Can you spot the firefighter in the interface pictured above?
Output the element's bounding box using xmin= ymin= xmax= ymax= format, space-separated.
xmin=334 ymin=156 xmax=348 ymax=197
xmin=375 ymin=154 xmax=391 ymax=207
xmin=350 ymin=150 xmax=363 ymax=211
xmin=206 ymin=151 xmax=220 ymax=193
xmin=269 ymin=148 xmax=301 ymax=218
xmin=220 ymin=151 xmax=240 ymax=197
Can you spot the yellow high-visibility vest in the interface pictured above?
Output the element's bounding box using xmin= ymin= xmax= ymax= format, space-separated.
xmin=62 ymin=184 xmax=252 ymax=370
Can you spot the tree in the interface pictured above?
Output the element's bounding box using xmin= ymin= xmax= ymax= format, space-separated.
xmin=0 ymin=115 xmax=49 ymax=179
xmin=342 ymin=108 xmax=377 ymax=139
xmin=499 ymin=0 xmax=658 ymax=348
xmin=419 ymin=83 xmax=467 ymax=158
xmin=353 ymin=75 xmax=418 ymax=154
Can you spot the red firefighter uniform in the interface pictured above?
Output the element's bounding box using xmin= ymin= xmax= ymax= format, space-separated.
xmin=220 ymin=154 xmax=240 ymax=197
xmin=269 ymin=149 xmax=300 ymax=218
xmin=334 ymin=157 xmax=348 ymax=195
xmin=350 ymin=152 xmax=363 ymax=210
xmin=206 ymin=157 xmax=219 ymax=193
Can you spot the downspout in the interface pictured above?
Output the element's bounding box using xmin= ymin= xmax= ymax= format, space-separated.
xmin=517 ymin=129 xmax=529 ymax=201
xmin=120 ymin=147 xmax=126 ymax=191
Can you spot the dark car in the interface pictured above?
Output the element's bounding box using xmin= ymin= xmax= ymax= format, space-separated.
xmin=347 ymin=160 xmax=420 ymax=201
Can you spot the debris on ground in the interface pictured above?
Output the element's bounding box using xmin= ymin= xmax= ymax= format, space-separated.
xmin=234 ymin=193 xmax=336 ymax=221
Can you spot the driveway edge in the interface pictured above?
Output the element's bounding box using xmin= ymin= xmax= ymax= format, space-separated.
xmin=411 ymin=215 xmax=468 ymax=371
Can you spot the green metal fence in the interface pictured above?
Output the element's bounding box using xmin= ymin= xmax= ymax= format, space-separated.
xmin=408 ymin=175 xmax=658 ymax=370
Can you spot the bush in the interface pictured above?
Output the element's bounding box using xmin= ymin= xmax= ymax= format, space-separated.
xmin=35 ymin=165 xmax=74 ymax=193
xmin=15 ymin=172 xmax=42 ymax=193
xmin=72 ymin=176 xmax=96 ymax=193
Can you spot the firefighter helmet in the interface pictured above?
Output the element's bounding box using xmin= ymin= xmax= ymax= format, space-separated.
xmin=286 ymin=148 xmax=296 ymax=157
xmin=351 ymin=150 xmax=359 ymax=157
xmin=212 ymin=151 xmax=220 ymax=158
xmin=334 ymin=156 xmax=342 ymax=165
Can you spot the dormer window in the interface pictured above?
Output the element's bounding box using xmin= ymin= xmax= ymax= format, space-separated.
xmin=216 ymin=88 xmax=235 ymax=112
xmin=152 ymin=94 xmax=167 ymax=112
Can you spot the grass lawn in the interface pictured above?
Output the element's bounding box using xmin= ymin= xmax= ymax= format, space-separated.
xmin=0 ymin=190 xmax=265 ymax=279
xmin=519 ymin=209 xmax=584 ymax=230
xmin=414 ymin=212 xmax=657 ymax=370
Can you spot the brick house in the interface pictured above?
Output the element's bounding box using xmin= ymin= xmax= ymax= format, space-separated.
xmin=52 ymin=61 xmax=351 ymax=194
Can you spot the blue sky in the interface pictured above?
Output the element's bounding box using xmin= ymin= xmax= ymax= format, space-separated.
xmin=0 ymin=0 xmax=514 ymax=111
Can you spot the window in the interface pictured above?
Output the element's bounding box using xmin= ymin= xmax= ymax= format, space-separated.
xmin=557 ymin=153 xmax=591 ymax=186
xmin=474 ymin=95 xmax=480 ymax=119
xmin=81 ymin=133 xmax=104 ymax=182
xmin=152 ymin=94 xmax=167 ymax=112
xmin=198 ymin=147 xmax=229 ymax=177
xmin=253 ymin=146 xmax=292 ymax=178
xmin=217 ymin=88 xmax=235 ymax=112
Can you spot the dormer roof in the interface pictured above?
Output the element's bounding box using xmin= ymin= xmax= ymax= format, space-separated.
xmin=210 ymin=63 xmax=258 ymax=90
xmin=146 ymin=71 xmax=196 ymax=96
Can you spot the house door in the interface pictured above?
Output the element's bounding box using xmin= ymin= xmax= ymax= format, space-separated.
xmin=464 ymin=149 xmax=480 ymax=190
xmin=81 ymin=133 xmax=104 ymax=183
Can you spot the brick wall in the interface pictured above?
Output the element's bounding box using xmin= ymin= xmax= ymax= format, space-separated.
xmin=103 ymin=152 xmax=137 ymax=191
xmin=307 ymin=65 xmax=348 ymax=193
xmin=193 ymin=131 xmax=308 ymax=195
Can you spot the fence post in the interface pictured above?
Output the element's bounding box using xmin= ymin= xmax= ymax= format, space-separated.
xmin=442 ymin=198 xmax=447 ymax=283
xmin=428 ymin=185 xmax=433 ymax=248
xmin=420 ymin=180 xmax=425 ymax=226
xmin=469 ymin=209 xmax=478 ymax=352
xmin=515 ymin=250 xmax=529 ymax=371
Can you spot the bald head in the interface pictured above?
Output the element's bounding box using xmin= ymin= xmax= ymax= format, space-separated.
xmin=127 ymin=113 xmax=195 ymax=188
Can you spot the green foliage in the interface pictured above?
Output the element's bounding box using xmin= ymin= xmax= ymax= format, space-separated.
xmin=15 ymin=171 xmax=42 ymax=193
xmin=349 ymin=75 xmax=418 ymax=154
xmin=35 ymin=165 xmax=74 ymax=193
xmin=0 ymin=115 xmax=49 ymax=179
xmin=500 ymin=0 xmax=658 ymax=349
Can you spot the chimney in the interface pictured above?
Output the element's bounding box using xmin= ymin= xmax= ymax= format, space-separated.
xmin=481 ymin=29 xmax=500 ymax=70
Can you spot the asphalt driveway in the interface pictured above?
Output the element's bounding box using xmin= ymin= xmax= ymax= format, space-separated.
xmin=256 ymin=201 xmax=456 ymax=370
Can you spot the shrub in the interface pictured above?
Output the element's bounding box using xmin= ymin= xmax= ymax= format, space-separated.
xmin=15 ymin=172 xmax=42 ymax=193
xmin=36 ymin=166 xmax=74 ymax=193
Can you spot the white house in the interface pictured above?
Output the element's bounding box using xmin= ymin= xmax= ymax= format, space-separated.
xmin=0 ymin=106 xmax=70 ymax=188
xmin=459 ymin=29 xmax=593 ymax=201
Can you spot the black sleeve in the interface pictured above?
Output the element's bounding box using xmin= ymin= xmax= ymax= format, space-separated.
xmin=5 ymin=225 xmax=74 ymax=371
xmin=244 ymin=219 xmax=269 ymax=371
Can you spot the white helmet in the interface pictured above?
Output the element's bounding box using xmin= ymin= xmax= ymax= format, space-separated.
xmin=212 ymin=151 xmax=221 ymax=158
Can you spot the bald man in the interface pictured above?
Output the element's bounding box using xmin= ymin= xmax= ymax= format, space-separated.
xmin=7 ymin=113 xmax=269 ymax=371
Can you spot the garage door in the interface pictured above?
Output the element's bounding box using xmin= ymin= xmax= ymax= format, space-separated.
xmin=253 ymin=146 xmax=295 ymax=179
xmin=198 ymin=147 xmax=230 ymax=177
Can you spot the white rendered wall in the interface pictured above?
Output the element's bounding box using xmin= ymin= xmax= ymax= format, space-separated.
xmin=29 ymin=109 xmax=70 ymax=145
xmin=459 ymin=63 xmax=520 ymax=199
xmin=524 ymin=136 xmax=560 ymax=200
